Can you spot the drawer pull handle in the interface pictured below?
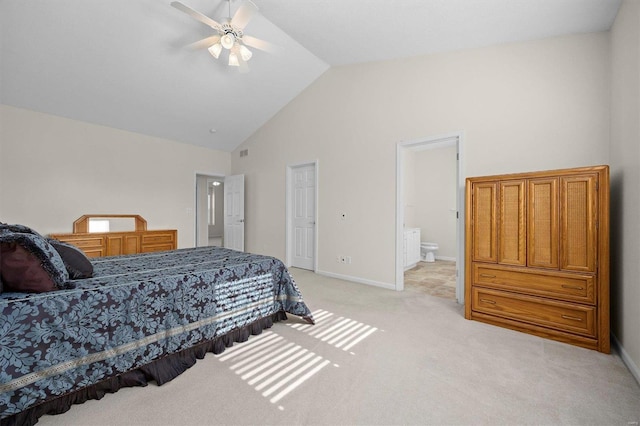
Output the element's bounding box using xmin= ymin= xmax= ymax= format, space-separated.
xmin=480 ymin=298 xmax=496 ymax=304
xmin=480 ymin=274 xmax=496 ymax=278
xmin=561 ymin=315 xmax=582 ymax=322
xmin=561 ymin=284 xmax=584 ymax=290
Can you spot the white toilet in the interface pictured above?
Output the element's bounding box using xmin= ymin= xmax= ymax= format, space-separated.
xmin=421 ymin=242 xmax=439 ymax=262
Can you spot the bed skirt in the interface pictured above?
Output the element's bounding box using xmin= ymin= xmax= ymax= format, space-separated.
xmin=4 ymin=311 xmax=288 ymax=426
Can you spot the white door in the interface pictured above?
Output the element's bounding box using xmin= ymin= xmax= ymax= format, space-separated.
xmin=224 ymin=174 xmax=244 ymax=251
xmin=291 ymin=164 xmax=316 ymax=270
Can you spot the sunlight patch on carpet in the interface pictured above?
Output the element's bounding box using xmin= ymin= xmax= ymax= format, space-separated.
xmin=287 ymin=309 xmax=378 ymax=353
xmin=215 ymin=331 xmax=332 ymax=407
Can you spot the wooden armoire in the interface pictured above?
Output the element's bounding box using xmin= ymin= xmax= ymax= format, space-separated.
xmin=464 ymin=165 xmax=609 ymax=353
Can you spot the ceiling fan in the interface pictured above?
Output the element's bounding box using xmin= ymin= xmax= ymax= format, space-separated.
xmin=171 ymin=0 xmax=273 ymax=73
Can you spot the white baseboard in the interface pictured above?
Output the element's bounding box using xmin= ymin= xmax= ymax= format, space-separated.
xmin=420 ymin=256 xmax=456 ymax=262
xmin=315 ymin=270 xmax=396 ymax=291
xmin=436 ymin=256 xmax=456 ymax=261
xmin=612 ymin=334 xmax=640 ymax=386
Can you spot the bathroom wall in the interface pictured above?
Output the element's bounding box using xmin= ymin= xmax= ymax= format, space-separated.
xmin=403 ymin=149 xmax=417 ymax=226
xmin=403 ymin=144 xmax=457 ymax=260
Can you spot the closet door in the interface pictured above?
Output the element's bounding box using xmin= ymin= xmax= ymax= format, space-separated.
xmin=471 ymin=182 xmax=498 ymax=263
xmin=560 ymin=174 xmax=597 ymax=272
xmin=499 ymin=180 xmax=526 ymax=266
xmin=527 ymin=178 xmax=558 ymax=269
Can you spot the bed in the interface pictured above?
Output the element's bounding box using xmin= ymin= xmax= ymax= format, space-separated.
xmin=0 ymin=224 xmax=314 ymax=426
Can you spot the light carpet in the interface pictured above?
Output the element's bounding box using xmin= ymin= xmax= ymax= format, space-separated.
xmin=39 ymin=268 xmax=640 ymax=425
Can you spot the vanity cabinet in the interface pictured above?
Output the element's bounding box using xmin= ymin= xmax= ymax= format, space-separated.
xmin=404 ymin=228 xmax=421 ymax=270
xmin=465 ymin=165 xmax=609 ymax=353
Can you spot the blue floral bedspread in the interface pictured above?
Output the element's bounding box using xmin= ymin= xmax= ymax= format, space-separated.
xmin=0 ymin=246 xmax=313 ymax=419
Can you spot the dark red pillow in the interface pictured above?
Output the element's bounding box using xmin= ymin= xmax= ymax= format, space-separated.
xmin=0 ymin=242 xmax=58 ymax=293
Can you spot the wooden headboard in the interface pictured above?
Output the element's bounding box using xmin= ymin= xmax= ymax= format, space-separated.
xmin=49 ymin=215 xmax=177 ymax=258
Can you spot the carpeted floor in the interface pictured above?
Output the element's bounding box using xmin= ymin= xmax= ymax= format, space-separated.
xmin=38 ymin=268 xmax=640 ymax=426
xmin=404 ymin=260 xmax=456 ymax=300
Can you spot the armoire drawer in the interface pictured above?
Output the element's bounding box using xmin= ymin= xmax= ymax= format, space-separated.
xmin=472 ymin=263 xmax=595 ymax=304
xmin=472 ymin=287 xmax=596 ymax=338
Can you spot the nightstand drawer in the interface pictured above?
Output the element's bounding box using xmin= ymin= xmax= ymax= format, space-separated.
xmin=472 ymin=287 xmax=596 ymax=338
xmin=473 ymin=263 xmax=595 ymax=304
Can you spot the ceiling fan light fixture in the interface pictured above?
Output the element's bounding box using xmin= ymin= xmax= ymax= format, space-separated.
xmin=208 ymin=42 xmax=222 ymax=59
xmin=220 ymin=32 xmax=235 ymax=49
xmin=228 ymin=51 xmax=240 ymax=66
xmin=172 ymin=0 xmax=271 ymax=71
xmin=239 ymin=44 xmax=252 ymax=61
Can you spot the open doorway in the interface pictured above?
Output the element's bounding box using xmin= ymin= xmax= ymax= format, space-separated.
xmin=196 ymin=174 xmax=224 ymax=247
xmin=396 ymin=132 xmax=465 ymax=304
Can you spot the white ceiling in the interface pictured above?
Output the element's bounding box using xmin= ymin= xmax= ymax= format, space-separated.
xmin=0 ymin=0 xmax=621 ymax=152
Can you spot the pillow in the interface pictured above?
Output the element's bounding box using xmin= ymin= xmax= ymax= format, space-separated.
xmin=0 ymin=231 xmax=69 ymax=292
xmin=48 ymin=239 xmax=94 ymax=279
xmin=0 ymin=223 xmax=41 ymax=236
xmin=0 ymin=242 xmax=59 ymax=292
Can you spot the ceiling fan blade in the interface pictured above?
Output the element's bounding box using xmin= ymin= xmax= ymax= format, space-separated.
xmin=187 ymin=35 xmax=221 ymax=50
xmin=241 ymin=35 xmax=276 ymax=53
xmin=171 ymin=1 xmax=222 ymax=31
xmin=231 ymin=1 xmax=258 ymax=30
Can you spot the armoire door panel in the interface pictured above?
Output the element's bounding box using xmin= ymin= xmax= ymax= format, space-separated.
xmin=472 ymin=182 xmax=498 ymax=263
xmin=527 ymin=178 xmax=558 ymax=269
xmin=499 ymin=180 xmax=526 ymax=265
xmin=560 ymin=174 xmax=597 ymax=272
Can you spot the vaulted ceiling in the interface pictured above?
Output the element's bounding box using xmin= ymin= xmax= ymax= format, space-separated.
xmin=0 ymin=0 xmax=621 ymax=152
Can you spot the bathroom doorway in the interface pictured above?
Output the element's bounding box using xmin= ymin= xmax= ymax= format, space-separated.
xmin=395 ymin=132 xmax=465 ymax=304
xmin=195 ymin=174 xmax=225 ymax=247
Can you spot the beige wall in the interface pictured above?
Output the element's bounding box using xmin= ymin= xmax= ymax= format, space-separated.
xmin=404 ymin=145 xmax=457 ymax=259
xmin=232 ymin=32 xmax=610 ymax=287
xmin=610 ymin=0 xmax=640 ymax=381
xmin=0 ymin=105 xmax=231 ymax=248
